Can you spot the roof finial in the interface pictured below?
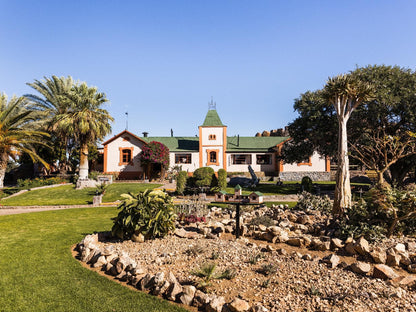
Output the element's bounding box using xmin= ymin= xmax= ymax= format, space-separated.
xmin=208 ymin=96 xmax=216 ymax=110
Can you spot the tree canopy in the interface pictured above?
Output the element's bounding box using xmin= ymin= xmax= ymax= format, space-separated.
xmin=283 ymin=65 xmax=416 ymax=186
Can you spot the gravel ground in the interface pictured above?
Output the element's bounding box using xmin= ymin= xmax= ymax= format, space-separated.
xmin=94 ymin=233 xmax=416 ymax=312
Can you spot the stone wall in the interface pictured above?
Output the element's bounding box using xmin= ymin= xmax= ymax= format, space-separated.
xmin=279 ymin=171 xmax=331 ymax=182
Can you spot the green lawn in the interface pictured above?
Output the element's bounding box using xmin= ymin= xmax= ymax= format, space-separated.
xmin=0 ymin=207 xmax=186 ymax=312
xmin=0 ymin=183 xmax=162 ymax=206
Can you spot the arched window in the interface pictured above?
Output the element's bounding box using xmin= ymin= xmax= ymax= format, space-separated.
xmin=210 ymin=151 xmax=217 ymax=163
xmin=207 ymin=149 xmax=219 ymax=165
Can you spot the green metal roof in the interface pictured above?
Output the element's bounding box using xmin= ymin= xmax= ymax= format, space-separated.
xmin=140 ymin=135 xmax=288 ymax=152
xmin=252 ymin=191 xmax=263 ymax=196
xmin=235 ymin=184 xmax=242 ymax=190
xmin=226 ymin=136 xmax=289 ymax=152
xmin=201 ymin=110 xmax=225 ymax=127
xmin=141 ymin=137 xmax=199 ymax=152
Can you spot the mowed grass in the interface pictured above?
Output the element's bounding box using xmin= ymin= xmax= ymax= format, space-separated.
xmin=0 ymin=207 xmax=186 ymax=312
xmin=0 ymin=183 xmax=162 ymax=206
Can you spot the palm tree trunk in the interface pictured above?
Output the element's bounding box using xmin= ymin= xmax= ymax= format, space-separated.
xmin=0 ymin=154 xmax=8 ymax=188
xmin=79 ymin=143 xmax=89 ymax=180
xmin=333 ymin=119 xmax=351 ymax=216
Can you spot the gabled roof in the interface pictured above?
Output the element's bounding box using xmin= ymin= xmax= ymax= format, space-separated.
xmin=102 ymin=130 xmax=148 ymax=146
xmin=141 ymin=137 xmax=199 ymax=152
xmin=227 ymin=136 xmax=289 ymax=152
xmin=201 ymin=109 xmax=225 ymax=127
xmin=251 ymin=191 xmax=264 ymax=196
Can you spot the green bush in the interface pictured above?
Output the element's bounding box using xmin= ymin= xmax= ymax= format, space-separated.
xmin=218 ymin=169 xmax=227 ymax=190
xmin=176 ymin=171 xmax=188 ymax=195
xmin=111 ymin=189 xmax=177 ymax=240
xmin=343 ymin=184 xmax=416 ymax=238
xmin=193 ymin=167 xmax=215 ymax=187
xmin=296 ymin=191 xmax=332 ymax=214
xmin=301 ymin=176 xmax=313 ymax=193
xmin=88 ymin=171 xmax=101 ymax=181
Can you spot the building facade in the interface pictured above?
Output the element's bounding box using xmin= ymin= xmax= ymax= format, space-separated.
xmin=102 ymin=109 xmax=330 ymax=180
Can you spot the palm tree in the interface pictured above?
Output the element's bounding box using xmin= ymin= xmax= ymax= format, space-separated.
xmin=26 ymin=76 xmax=75 ymax=173
xmin=0 ymin=93 xmax=49 ymax=188
xmin=57 ymin=83 xmax=113 ymax=180
xmin=322 ymin=74 xmax=373 ymax=216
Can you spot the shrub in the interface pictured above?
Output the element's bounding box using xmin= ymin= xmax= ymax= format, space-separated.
xmin=250 ymin=215 xmax=275 ymax=227
xmin=176 ymin=171 xmax=188 ymax=195
xmin=301 ymin=176 xmax=313 ymax=193
xmin=296 ymin=191 xmax=332 ymax=215
xmin=88 ymin=171 xmax=101 ymax=181
xmin=193 ymin=167 xmax=215 ymax=187
xmin=217 ymin=169 xmax=227 ymax=190
xmin=111 ymin=189 xmax=176 ymax=240
xmin=340 ymin=184 xmax=416 ymax=239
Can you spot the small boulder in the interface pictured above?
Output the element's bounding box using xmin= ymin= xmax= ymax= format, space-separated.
xmin=179 ymin=285 xmax=196 ymax=306
xmin=331 ymin=238 xmax=345 ymax=249
xmin=287 ymin=237 xmax=302 ymax=247
xmin=206 ymin=296 xmax=226 ymax=312
xmin=345 ymin=242 xmax=357 ymax=255
xmin=228 ymin=297 xmax=250 ymax=312
xmin=386 ymin=253 xmax=401 ymax=267
xmin=373 ymin=264 xmax=399 ymax=280
xmin=353 ymin=237 xmax=370 ymax=256
xmin=394 ymin=243 xmax=406 ymax=254
xmin=322 ymin=254 xmax=340 ymax=269
xmin=350 ymin=261 xmax=371 ymax=275
xmin=250 ymin=304 xmax=269 ymax=312
xmin=370 ymin=247 xmax=387 ymax=264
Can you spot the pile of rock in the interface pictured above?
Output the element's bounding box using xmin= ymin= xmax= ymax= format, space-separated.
xmin=76 ymin=234 xmax=264 ymax=312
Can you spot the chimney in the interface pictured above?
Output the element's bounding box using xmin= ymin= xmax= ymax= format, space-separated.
xmin=237 ymin=134 xmax=240 ymax=147
xmin=142 ymin=132 xmax=148 ymax=137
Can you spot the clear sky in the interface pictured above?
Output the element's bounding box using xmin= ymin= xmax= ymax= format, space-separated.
xmin=1 ymin=1 xmax=416 ymax=139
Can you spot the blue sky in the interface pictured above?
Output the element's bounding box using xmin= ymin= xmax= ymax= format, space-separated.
xmin=1 ymin=1 xmax=416 ymax=139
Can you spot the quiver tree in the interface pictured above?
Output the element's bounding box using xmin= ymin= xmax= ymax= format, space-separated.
xmin=322 ymin=74 xmax=374 ymax=216
xmin=139 ymin=141 xmax=170 ymax=181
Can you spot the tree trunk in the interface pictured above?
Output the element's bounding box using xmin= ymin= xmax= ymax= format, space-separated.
xmin=377 ymin=170 xmax=385 ymax=185
xmin=79 ymin=143 xmax=89 ymax=180
xmin=0 ymin=154 xmax=7 ymax=188
xmin=333 ymin=119 xmax=351 ymax=216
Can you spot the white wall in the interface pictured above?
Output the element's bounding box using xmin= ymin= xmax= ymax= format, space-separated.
xmin=105 ymin=135 xmax=144 ymax=173
xmin=200 ymin=127 xmax=224 ymax=146
xmin=282 ymin=151 xmax=326 ymax=172
xmin=169 ymin=152 xmax=199 ymax=172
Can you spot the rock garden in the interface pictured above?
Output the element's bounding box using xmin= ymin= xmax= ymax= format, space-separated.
xmin=74 ymin=187 xmax=416 ymax=312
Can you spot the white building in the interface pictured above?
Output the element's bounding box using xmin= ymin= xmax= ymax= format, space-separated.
xmin=102 ymin=108 xmax=330 ymax=181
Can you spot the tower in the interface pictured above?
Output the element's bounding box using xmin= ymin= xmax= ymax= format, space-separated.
xmin=198 ymin=100 xmax=227 ymax=171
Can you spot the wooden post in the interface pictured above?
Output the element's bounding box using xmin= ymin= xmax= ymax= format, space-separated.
xmin=235 ymin=203 xmax=240 ymax=239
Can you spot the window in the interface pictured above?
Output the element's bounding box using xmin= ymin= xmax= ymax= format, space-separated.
xmin=119 ymin=147 xmax=133 ymax=166
xmin=207 ymin=149 xmax=219 ymax=165
xmin=231 ymin=154 xmax=252 ymax=165
xmin=175 ymin=153 xmax=191 ymax=164
xmin=210 ymin=151 xmax=217 ymax=163
xmin=256 ymin=154 xmax=272 ymax=165
xmin=209 ymin=134 xmax=216 ymax=140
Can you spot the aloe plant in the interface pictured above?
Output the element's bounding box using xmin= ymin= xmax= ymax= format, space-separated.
xmin=111 ymin=189 xmax=176 ymax=240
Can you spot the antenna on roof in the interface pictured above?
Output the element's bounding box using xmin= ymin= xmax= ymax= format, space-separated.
xmin=125 ymin=112 xmax=128 ymax=130
xmin=208 ymin=96 xmax=216 ymax=110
